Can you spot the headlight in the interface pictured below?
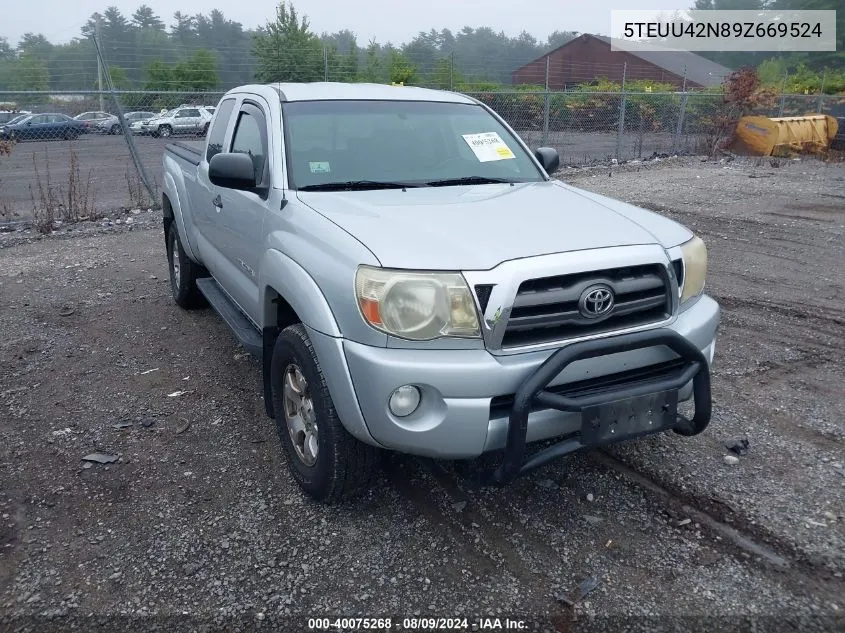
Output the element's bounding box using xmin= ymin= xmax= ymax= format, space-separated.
xmin=679 ymin=235 xmax=707 ymax=304
xmin=355 ymin=265 xmax=480 ymax=340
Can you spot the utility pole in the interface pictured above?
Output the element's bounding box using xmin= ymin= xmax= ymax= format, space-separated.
xmin=95 ymin=15 xmax=104 ymax=112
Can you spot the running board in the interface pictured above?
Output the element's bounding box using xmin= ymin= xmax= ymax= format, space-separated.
xmin=196 ymin=278 xmax=262 ymax=357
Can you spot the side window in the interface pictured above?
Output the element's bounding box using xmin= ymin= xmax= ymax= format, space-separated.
xmin=30 ymin=115 xmax=47 ymax=124
xmin=206 ymin=98 xmax=236 ymax=163
xmin=183 ymin=109 xmax=200 ymax=118
xmin=174 ymin=110 xmax=187 ymax=118
xmin=230 ymin=108 xmax=267 ymax=186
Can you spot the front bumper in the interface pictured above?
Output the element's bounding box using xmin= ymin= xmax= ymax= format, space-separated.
xmin=321 ymin=294 xmax=718 ymax=470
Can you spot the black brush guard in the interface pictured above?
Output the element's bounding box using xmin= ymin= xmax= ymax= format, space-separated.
xmin=481 ymin=328 xmax=711 ymax=486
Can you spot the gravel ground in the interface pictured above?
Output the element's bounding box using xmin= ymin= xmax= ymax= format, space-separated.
xmin=1 ymin=156 xmax=843 ymax=632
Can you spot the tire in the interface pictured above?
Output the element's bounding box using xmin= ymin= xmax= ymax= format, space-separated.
xmin=64 ymin=129 xmax=78 ymax=141
xmin=166 ymin=222 xmax=206 ymax=309
xmin=201 ymin=122 xmax=210 ymax=137
xmin=158 ymin=124 xmax=172 ymax=138
xmin=271 ymin=323 xmax=380 ymax=503
xmin=110 ymin=124 xmax=121 ymax=135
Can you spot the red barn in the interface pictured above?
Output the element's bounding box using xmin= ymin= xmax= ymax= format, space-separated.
xmin=512 ymin=33 xmax=732 ymax=89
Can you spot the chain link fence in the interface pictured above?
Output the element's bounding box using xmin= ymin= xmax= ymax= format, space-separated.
xmin=0 ymin=88 xmax=837 ymax=226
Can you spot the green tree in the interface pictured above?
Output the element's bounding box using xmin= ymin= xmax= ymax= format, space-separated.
xmin=252 ymin=2 xmax=323 ymax=82
xmin=0 ymin=37 xmax=14 ymax=60
xmin=176 ymin=49 xmax=220 ymax=90
xmin=170 ymin=12 xmax=196 ymax=44
xmin=143 ymin=50 xmax=219 ymax=91
xmin=359 ymin=39 xmax=386 ymax=83
xmin=388 ymin=49 xmax=418 ymax=85
xmin=132 ymin=5 xmax=165 ymax=31
xmin=11 ymin=55 xmax=50 ymax=91
xmin=95 ymin=65 xmax=130 ymax=89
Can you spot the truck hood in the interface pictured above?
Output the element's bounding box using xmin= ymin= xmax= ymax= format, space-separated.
xmin=297 ymin=180 xmax=692 ymax=270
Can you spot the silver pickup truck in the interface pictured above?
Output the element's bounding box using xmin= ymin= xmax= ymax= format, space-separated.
xmin=162 ymin=82 xmax=719 ymax=503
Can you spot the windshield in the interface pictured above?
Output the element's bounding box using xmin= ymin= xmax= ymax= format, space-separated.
xmin=282 ymin=100 xmax=544 ymax=190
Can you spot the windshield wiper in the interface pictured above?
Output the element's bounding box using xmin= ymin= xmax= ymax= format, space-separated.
xmin=298 ymin=180 xmax=423 ymax=191
xmin=425 ymin=176 xmax=521 ymax=187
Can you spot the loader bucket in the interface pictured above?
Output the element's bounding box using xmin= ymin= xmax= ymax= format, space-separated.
xmin=733 ymin=114 xmax=839 ymax=156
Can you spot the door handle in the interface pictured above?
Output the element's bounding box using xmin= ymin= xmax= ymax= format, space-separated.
xmin=212 ymin=194 xmax=223 ymax=210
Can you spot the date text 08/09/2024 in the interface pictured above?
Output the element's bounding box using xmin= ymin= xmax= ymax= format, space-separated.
xmin=307 ymin=617 xmax=529 ymax=630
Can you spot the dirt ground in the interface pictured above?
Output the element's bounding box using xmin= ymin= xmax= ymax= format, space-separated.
xmin=1 ymin=156 xmax=844 ymax=633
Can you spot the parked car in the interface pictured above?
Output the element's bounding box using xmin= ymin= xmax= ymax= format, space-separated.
xmin=162 ymin=83 xmax=719 ymax=503
xmin=95 ymin=110 xmax=158 ymax=135
xmin=0 ymin=110 xmax=31 ymax=125
xmin=73 ymin=111 xmax=114 ymax=133
xmin=0 ymin=113 xmax=86 ymax=141
xmin=141 ymin=105 xmax=213 ymax=138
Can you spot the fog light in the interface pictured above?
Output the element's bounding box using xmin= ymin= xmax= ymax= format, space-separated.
xmin=388 ymin=385 xmax=421 ymax=417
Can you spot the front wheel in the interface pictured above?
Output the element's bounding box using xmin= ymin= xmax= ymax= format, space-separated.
xmin=158 ymin=124 xmax=172 ymax=138
xmin=110 ymin=124 xmax=121 ymax=135
xmin=271 ymin=324 xmax=380 ymax=503
xmin=201 ymin=122 xmax=210 ymax=137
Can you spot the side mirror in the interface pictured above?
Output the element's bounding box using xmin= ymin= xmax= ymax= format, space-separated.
xmin=534 ymin=147 xmax=560 ymax=175
xmin=209 ymin=152 xmax=258 ymax=191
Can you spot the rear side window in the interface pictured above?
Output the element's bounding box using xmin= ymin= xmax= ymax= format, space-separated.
xmin=206 ymin=98 xmax=236 ymax=163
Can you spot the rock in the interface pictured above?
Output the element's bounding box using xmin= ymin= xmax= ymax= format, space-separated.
xmin=586 ymin=493 xmax=595 ymax=502
xmin=451 ymin=501 xmax=467 ymax=512
xmin=583 ymin=515 xmax=602 ymax=525
xmin=723 ymin=455 xmax=740 ymax=465
xmin=81 ymin=452 xmax=118 ymax=464
xmin=725 ymin=438 xmax=750 ymax=455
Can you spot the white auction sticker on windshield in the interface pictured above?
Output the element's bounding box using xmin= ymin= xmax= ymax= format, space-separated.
xmin=462 ymin=132 xmax=515 ymax=162
xmin=309 ymin=161 xmax=331 ymax=174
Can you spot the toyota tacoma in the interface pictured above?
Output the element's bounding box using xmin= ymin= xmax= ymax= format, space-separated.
xmin=161 ymin=82 xmax=719 ymax=503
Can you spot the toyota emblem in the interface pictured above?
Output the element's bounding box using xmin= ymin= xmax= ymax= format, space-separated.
xmin=578 ymin=285 xmax=614 ymax=318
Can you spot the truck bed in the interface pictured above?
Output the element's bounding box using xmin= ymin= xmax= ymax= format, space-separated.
xmin=165 ymin=141 xmax=205 ymax=166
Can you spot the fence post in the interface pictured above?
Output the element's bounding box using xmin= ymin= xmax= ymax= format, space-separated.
xmin=542 ymin=56 xmax=550 ymax=146
xmin=778 ymin=73 xmax=787 ymax=116
xmin=816 ymin=70 xmax=826 ymax=112
xmin=449 ymin=52 xmax=454 ymax=91
xmin=673 ymin=92 xmax=689 ymax=155
xmin=615 ymin=62 xmax=627 ymax=161
xmin=323 ymin=47 xmax=328 ymax=81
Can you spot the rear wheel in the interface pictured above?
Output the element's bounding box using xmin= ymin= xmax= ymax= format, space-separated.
xmin=166 ymin=222 xmax=206 ymax=309
xmin=64 ymin=129 xmax=78 ymax=141
xmin=271 ymin=324 xmax=380 ymax=503
xmin=158 ymin=124 xmax=172 ymax=138
xmin=201 ymin=122 xmax=210 ymax=137
xmin=110 ymin=124 xmax=121 ymax=135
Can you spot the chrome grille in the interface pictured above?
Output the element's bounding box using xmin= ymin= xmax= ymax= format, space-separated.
xmin=501 ymin=264 xmax=671 ymax=348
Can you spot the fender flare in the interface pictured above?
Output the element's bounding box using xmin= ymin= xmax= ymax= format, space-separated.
xmin=162 ymin=162 xmax=200 ymax=262
xmin=259 ymin=249 xmax=341 ymax=337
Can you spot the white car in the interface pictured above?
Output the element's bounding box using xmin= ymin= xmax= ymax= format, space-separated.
xmin=140 ymin=106 xmax=214 ymax=138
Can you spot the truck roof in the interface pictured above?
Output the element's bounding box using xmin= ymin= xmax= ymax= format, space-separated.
xmin=225 ymin=82 xmax=477 ymax=105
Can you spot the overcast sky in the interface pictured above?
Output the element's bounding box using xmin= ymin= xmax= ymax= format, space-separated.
xmin=5 ymin=0 xmax=694 ymax=47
